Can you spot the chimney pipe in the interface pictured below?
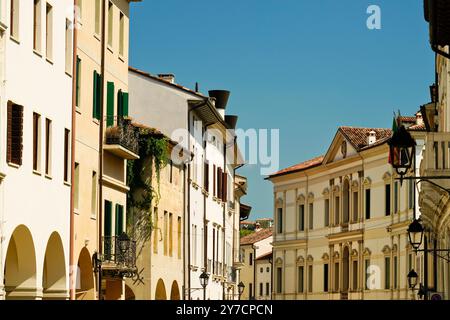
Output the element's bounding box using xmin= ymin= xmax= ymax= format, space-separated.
xmin=158 ymin=74 xmax=175 ymax=84
xmin=225 ymin=115 xmax=238 ymax=129
xmin=368 ymin=130 xmax=377 ymax=146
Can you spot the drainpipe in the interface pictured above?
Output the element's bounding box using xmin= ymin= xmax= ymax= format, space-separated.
xmin=97 ymin=0 xmax=107 ymax=301
xmin=222 ymin=135 xmax=227 ymax=300
xmin=183 ymin=160 xmax=187 ymax=300
xmin=252 ymin=245 xmax=256 ymax=300
xmin=69 ymin=0 xmax=79 ymax=301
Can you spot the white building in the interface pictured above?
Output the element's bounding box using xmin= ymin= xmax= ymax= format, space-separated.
xmin=0 ymin=0 xmax=74 ymax=300
xmin=128 ymin=67 xmax=246 ymax=300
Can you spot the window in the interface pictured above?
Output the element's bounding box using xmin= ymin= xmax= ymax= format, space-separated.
xmin=384 ymin=257 xmax=391 ymax=289
xmin=204 ymin=162 xmax=209 ymax=192
xmin=365 ymin=189 xmax=371 ymax=220
xmin=365 ymin=259 xmax=370 ymax=290
xmin=394 ymin=182 xmax=399 ymax=214
xmin=76 ymin=57 xmax=81 ymax=107
xmin=163 ymin=211 xmax=168 ymax=256
xmin=91 ymin=171 xmax=97 ymax=217
xmin=277 ymin=208 xmax=283 ymax=234
xmin=64 ymin=129 xmax=70 ymax=182
xmin=249 ymin=252 xmax=253 ymax=266
xmin=408 ymin=179 xmax=414 ymax=210
xmin=169 ymin=161 xmax=173 ymax=184
xmin=104 ymin=200 xmax=112 ymax=237
xmin=93 ymin=71 xmax=101 ymax=120
xmin=95 ymin=0 xmax=101 ymax=35
xmin=260 ymin=267 xmax=263 ymax=273
xmin=298 ymin=266 xmax=304 ymax=293
xmin=324 ymin=264 xmax=329 ymax=292
xmin=115 ymin=204 xmax=124 ymax=236
xmin=334 ymin=196 xmax=340 ymax=225
xmin=324 ymin=199 xmax=330 ymax=227
xmin=33 ymin=0 xmax=42 ymax=52
xmin=308 ymin=265 xmax=313 ymax=293
xmin=7 ymin=102 xmax=23 ymax=166
xmin=65 ymin=19 xmax=73 ymax=74
xmin=169 ymin=213 xmax=173 ymax=257
xmin=266 ymin=283 xmax=270 ymax=296
xmin=249 ymin=283 xmax=253 ymax=299
xmin=352 ymin=260 xmax=358 ymax=290
xmin=298 ymin=204 xmax=305 ymax=231
xmin=385 ymin=184 xmax=391 ymax=216
xmin=177 ymin=217 xmax=182 ymax=259
xmin=119 ymin=11 xmax=124 ymax=56
xmin=259 ymin=283 xmax=263 ymax=297
xmin=77 ymin=0 xmax=82 ymax=20
xmin=32 ymin=113 xmax=41 ymax=172
xmin=107 ymin=1 xmax=113 ymax=47
xmin=353 ymin=191 xmax=358 ymax=222
xmin=309 ymin=203 xmax=314 ymax=230
xmin=74 ymin=163 xmax=79 ymax=210
xmin=276 ymin=268 xmax=282 ymax=293
xmin=45 ymin=3 xmax=52 ymax=59
xmin=334 ymin=263 xmax=340 ymax=291
xmin=393 ymin=256 xmax=398 ymax=289
xmin=44 ymin=118 xmax=52 ymax=176
xmin=266 ymin=267 xmax=270 ymax=272
xmin=106 ymin=82 xmax=115 ymax=127
xmin=153 ymin=207 xmax=158 ymax=254
xmin=10 ymin=0 xmax=19 ymax=39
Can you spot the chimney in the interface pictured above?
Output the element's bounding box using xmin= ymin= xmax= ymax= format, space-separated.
xmin=416 ymin=112 xmax=424 ymax=126
xmin=368 ymin=130 xmax=377 ymax=146
xmin=225 ymin=115 xmax=238 ymax=129
xmin=158 ymin=74 xmax=175 ymax=84
xmin=209 ymin=90 xmax=230 ymax=119
xmin=255 ymin=222 xmax=261 ymax=232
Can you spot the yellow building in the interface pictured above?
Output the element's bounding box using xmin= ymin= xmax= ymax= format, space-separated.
xmin=73 ymin=0 xmax=142 ymax=300
xmin=268 ymin=123 xmax=425 ymax=300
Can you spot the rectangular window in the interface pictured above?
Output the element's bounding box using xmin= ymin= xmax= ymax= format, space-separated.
xmin=385 ymin=184 xmax=391 ymax=216
xmin=352 ymin=260 xmax=358 ymax=290
xmin=276 ymin=268 xmax=282 ymax=294
xmin=169 ymin=213 xmax=173 ymax=257
xmin=45 ymin=3 xmax=52 ymax=59
xmin=277 ymin=208 xmax=283 ymax=234
xmin=65 ymin=19 xmax=73 ymax=74
xmin=75 ymin=56 xmax=81 ymax=107
xmin=249 ymin=283 xmax=253 ymax=299
xmin=353 ymin=192 xmax=358 ymax=222
xmin=64 ymin=129 xmax=70 ymax=182
xmin=91 ymin=171 xmax=97 ymax=217
xmin=259 ymin=283 xmax=263 ymax=297
xmin=32 ymin=112 xmax=41 ymax=172
xmin=104 ymin=200 xmax=112 ymax=258
xmin=106 ymin=81 xmax=115 ymax=127
xmin=7 ymin=102 xmax=24 ymax=166
xmin=119 ymin=11 xmax=124 ymax=56
xmin=307 ymin=265 xmax=313 ymax=293
xmin=95 ymin=0 xmax=101 ymax=35
xmin=384 ymin=257 xmax=391 ymax=289
xmin=153 ymin=207 xmax=158 ymax=254
xmin=365 ymin=259 xmax=370 ymax=290
xmin=335 ymin=196 xmax=340 ymax=225
xmin=177 ymin=217 xmax=182 ymax=259
xmin=266 ymin=283 xmax=270 ymax=296
xmin=107 ymin=1 xmax=113 ymax=47
xmin=334 ymin=263 xmax=339 ymax=291
xmin=33 ymin=0 xmax=42 ymax=52
xmin=324 ymin=264 xmax=329 ymax=292
xmin=44 ymin=118 xmax=52 ymax=176
xmin=298 ymin=266 xmax=304 ymax=293
xmin=393 ymin=256 xmax=398 ymax=289
xmin=115 ymin=204 xmax=124 ymax=236
xmin=74 ymin=163 xmax=79 ymax=210
xmin=408 ymin=179 xmax=414 ymax=210
xmin=249 ymin=252 xmax=253 ymax=266
xmin=298 ymin=205 xmax=304 ymax=231
xmin=163 ymin=211 xmax=168 ymax=256
xmin=204 ymin=162 xmax=209 ymax=192
xmin=213 ymin=164 xmax=216 ymax=196
xmin=10 ymin=0 xmax=19 ymax=39
xmin=324 ymin=199 xmax=330 ymax=227
xmin=93 ymin=71 xmax=101 ymax=120
xmin=309 ymin=203 xmax=314 ymax=230
xmin=394 ymin=182 xmax=399 ymax=214
xmin=365 ymin=189 xmax=371 ymax=220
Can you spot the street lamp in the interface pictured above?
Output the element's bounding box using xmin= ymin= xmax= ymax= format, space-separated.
xmin=199 ymin=271 xmax=209 ymax=300
xmin=238 ymin=281 xmax=245 ymax=300
xmin=408 ymin=219 xmax=425 ymax=250
xmin=407 ymin=269 xmax=419 ymax=289
xmin=388 ymin=125 xmax=416 ymax=182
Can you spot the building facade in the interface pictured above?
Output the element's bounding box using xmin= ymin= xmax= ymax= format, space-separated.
xmin=268 ymin=124 xmax=425 ymax=300
xmin=0 ymin=0 xmax=74 ymax=300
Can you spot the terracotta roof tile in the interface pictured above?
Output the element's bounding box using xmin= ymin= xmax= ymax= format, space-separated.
xmin=398 ymin=116 xmax=417 ymax=123
xmin=408 ymin=123 xmax=426 ymax=131
xmin=269 ymin=155 xmax=324 ymax=178
xmin=339 ymin=127 xmax=392 ymax=151
xmin=240 ymin=228 xmax=273 ymax=246
xmin=256 ymin=252 xmax=273 ymax=261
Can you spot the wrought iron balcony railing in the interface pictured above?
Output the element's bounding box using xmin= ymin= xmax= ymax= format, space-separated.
xmin=105 ymin=118 xmax=139 ymax=159
xmin=102 ymin=234 xmax=137 ymax=272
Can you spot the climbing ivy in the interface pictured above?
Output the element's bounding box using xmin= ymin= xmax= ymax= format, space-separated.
xmin=127 ymin=128 xmax=170 ymax=247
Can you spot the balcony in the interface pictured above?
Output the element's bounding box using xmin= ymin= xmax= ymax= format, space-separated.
xmin=101 ymin=234 xmax=137 ymax=278
xmin=104 ymin=118 xmax=140 ymax=160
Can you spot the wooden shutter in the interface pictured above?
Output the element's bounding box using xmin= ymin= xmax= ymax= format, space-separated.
xmin=93 ymin=71 xmax=98 ymax=118
xmin=106 ymin=82 xmax=115 ymax=127
xmin=213 ymin=164 xmax=216 ymax=197
xmin=104 ymin=201 xmax=112 ymax=237
xmin=117 ymin=90 xmax=123 ymax=119
xmin=6 ymin=101 xmax=12 ymax=163
xmin=115 ymin=204 xmax=123 ymax=236
xmin=204 ymin=162 xmax=209 ymax=192
xmin=222 ymin=171 xmax=228 ymax=202
xmin=7 ymin=102 xmax=23 ymax=166
xmin=122 ymin=92 xmax=129 ymax=117
xmin=217 ymin=167 xmax=222 ymax=200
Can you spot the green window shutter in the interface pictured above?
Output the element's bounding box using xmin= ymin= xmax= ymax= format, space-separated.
xmin=115 ymin=204 xmax=124 ymax=236
xmin=93 ymin=71 xmax=98 ymax=118
xmin=106 ymin=82 xmax=115 ymax=127
xmin=122 ymin=92 xmax=129 ymax=117
xmin=104 ymin=200 xmax=112 ymax=237
xmin=96 ymin=73 xmax=102 ymax=120
xmin=117 ymin=90 xmax=123 ymax=119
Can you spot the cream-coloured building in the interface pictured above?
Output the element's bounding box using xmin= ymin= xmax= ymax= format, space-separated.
xmin=73 ymin=0 xmax=141 ymax=300
xmin=239 ymin=228 xmax=272 ymax=300
xmin=268 ymin=122 xmax=426 ymax=300
xmin=0 ymin=0 xmax=74 ymax=300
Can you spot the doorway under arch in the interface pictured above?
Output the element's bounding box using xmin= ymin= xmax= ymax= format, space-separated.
xmin=4 ymin=225 xmax=37 ymax=300
xmin=125 ymin=285 xmax=136 ymax=300
xmin=42 ymin=232 xmax=68 ymax=300
xmin=155 ymin=279 xmax=167 ymax=300
xmin=170 ymin=281 xmax=181 ymax=300
xmin=76 ymin=247 xmax=96 ymax=300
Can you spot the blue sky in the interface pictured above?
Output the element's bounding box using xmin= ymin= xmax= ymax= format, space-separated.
xmin=129 ymin=1 xmax=435 ymax=220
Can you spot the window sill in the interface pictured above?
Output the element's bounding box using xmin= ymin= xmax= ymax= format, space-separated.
xmin=45 ymin=174 xmax=53 ymax=180
xmin=107 ymin=45 xmax=113 ymax=54
xmin=10 ymin=36 xmax=20 ymax=45
xmin=90 ymin=215 xmax=97 ymax=221
xmin=94 ymin=33 xmax=101 ymax=42
xmin=33 ymin=49 xmax=43 ymax=58
xmin=64 ymin=181 xmax=71 ymax=187
xmin=74 ymin=208 xmax=80 ymax=215
xmin=65 ymin=71 xmax=73 ymax=78
xmin=7 ymin=162 xmax=21 ymax=169
xmin=118 ymin=54 xmax=125 ymax=63
xmin=33 ymin=169 xmax=42 ymax=176
xmin=46 ymin=57 xmax=54 ymax=65
xmin=76 ymin=107 xmax=82 ymax=115
xmin=92 ymin=118 xmax=100 ymax=125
